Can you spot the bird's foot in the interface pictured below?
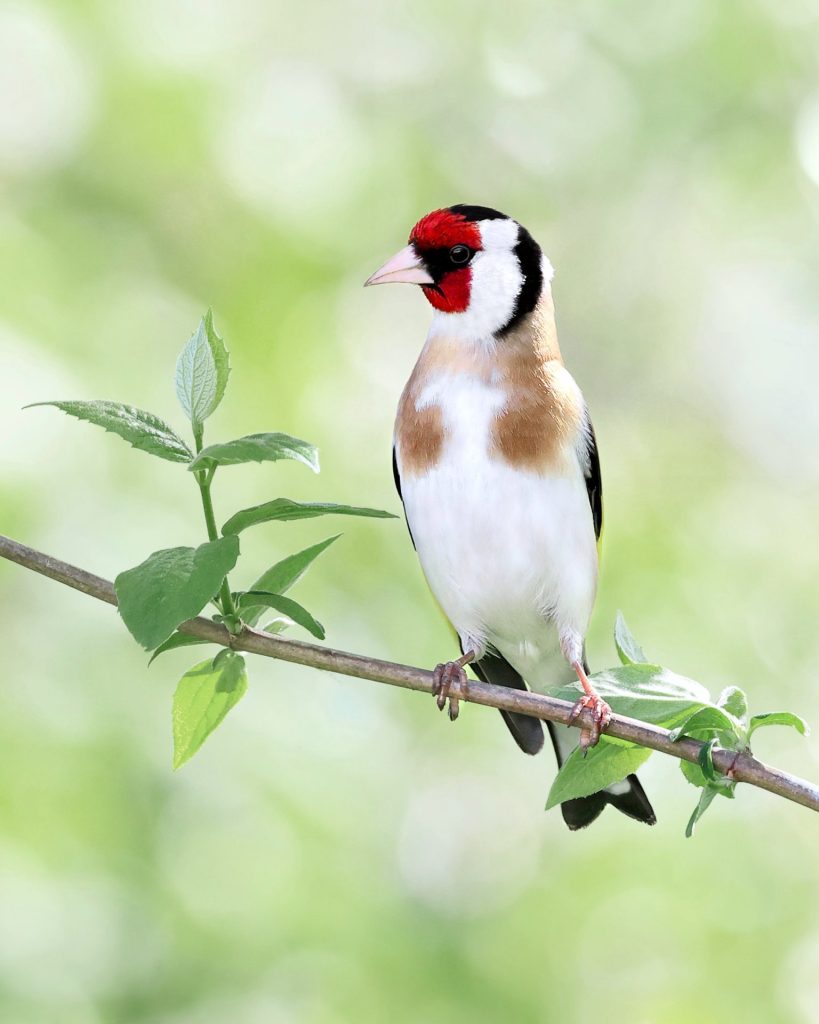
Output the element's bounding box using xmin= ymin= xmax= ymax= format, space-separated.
xmin=432 ymin=654 xmax=473 ymax=721
xmin=568 ymin=692 xmax=612 ymax=752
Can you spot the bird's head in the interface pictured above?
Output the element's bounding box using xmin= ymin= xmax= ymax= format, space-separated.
xmin=365 ymin=204 xmax=551 ymax=338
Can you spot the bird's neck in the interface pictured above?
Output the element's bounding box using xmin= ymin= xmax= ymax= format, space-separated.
xmin=502 ymin=287 xmax=562 ymax=365
xmin=423 ymin=286 xmax=562 ymax=371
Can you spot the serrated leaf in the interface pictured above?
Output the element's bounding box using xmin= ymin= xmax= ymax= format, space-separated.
xmin=613 ymin=612 xmax=648 ymax=665
xmin=668 ymin=706 xmax=738 ymax=743
xmin=222 ymin=498 xmax=397 ymax=536
xmin=26 ymin=400 xmax=193 ymax=463
xmin=748 ymin=711 xmax=810 ymax=738
xmin=553 ymin=664 xmax=712 ymax=730
xmin=242 ymin=535 xmax=340 ymax=626
xmin=718 ymin=686 xmax=748 ymax=724
xmin=685 ymin=786 xmax=719 ymax=838
xmin=545 ymin=739 xmax=652 ymax=809
xmin=175 ymin=309 xmax=230 ymax=425
xmin=189 ymin=432 xmax=319 ymax=473
xmin=236 ymin=590 xmax=324 ymax=639
xmin=115 ymin=536 xmax=240 ymax=650
xmin=149 ymin=631 xmax=213 ymax=665
xmin=172 ymin=652 xmax=247 ymax=768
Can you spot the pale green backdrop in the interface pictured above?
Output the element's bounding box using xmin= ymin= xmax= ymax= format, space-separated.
xmin=2 ymin=1 xmax=819 ymax=1021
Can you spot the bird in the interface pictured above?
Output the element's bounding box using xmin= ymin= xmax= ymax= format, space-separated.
xmin=365 ymin=204 xmax=655 ymax=830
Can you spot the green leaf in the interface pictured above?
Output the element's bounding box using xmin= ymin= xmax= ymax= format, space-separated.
xmin=680 ymin=758 xmax=735 ymax=797
xmin=718 ymin=686 xmax=748 ymax=724
xmin=545 ymin=739 xmax=652 ymax=809
xmin=175 ymin=309 xmax=230 ymax=425
xmin=261 ymin=618 xmax=292 ymax=634
xmin=115 ymin=536 xmax=240 ymax=650
xmin=189 ymin=432 xmax=319 ymax=473
xmin=681 ymin=758 xmax=708 ymax=788
xmin=748 ymin=711 xmax=810 ymax=738
xmin=613 ymin=612 xmax=648 ymax=665
xmin=242 ymin=535 xmax=340 ymax=626
xmin=553 ymin=664 xmax=712 ymax=730
xmin=668 ymin=706 xmax=738 ymax=742
xmin=236 ymin=590 xmax=325 ymax=639
xmin=685 ymin=786 xmax=719 ymax=838
xmin=26 ymin=400 xmax=193 ymax=463
xmin=148 ymin=631 xmax=213 ymax=665
xmin=698 ymin=738 xmax=719 ymax=781
xmin=172 ymin=652 xmax=247 ymax=768
xmin=223 ymin=498 xmax=397 ymax=536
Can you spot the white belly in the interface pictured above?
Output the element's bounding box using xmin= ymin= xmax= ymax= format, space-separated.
xmin=397 ymin=372 xmax=598 ymax=691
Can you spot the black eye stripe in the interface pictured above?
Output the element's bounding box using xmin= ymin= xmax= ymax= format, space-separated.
xmin=414 ymin=245 xmax=475 ymax=282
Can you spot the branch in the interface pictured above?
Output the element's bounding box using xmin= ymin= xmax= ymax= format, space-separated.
xmin=2 ymin=532 xmax=818 ymax=815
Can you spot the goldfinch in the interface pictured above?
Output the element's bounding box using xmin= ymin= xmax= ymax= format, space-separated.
xmin=366 ymin=204 xmax=655 ymax=829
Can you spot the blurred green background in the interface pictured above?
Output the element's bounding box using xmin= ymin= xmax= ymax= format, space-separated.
xmin=2 ymin=1 xmax=819 ymax=1021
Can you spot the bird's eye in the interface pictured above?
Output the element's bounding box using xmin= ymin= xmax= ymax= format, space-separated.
xmin=449 ymin=245 xmax=472 ymax=265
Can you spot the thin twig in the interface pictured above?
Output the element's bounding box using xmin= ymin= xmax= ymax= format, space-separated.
xmin=1 ymin=532 xmax=818 ymax=815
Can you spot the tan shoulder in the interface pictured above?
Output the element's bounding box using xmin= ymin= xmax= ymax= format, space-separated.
xmin=490 ymin=299 xmax=586 ymax=472
xmin=394 ymin=343 xmax=450 ymax=479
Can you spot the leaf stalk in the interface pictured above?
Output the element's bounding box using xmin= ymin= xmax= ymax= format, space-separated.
xmin=193 ymin=422 xmax=238 ymax=623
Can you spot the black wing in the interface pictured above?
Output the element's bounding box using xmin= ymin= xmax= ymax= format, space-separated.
xmin=584 ymin=417 xmax=603 ymax=542
xmin=392 ymin=445 xmax=415 ymax=549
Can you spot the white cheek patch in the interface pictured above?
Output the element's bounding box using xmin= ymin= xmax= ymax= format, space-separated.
xmin=480 ymin=218 xmax=520 ymax=251
xmin=428 ymin=218 xmax=524 ymax=343
xmin=468 ymin=249 xmax=523 ymax=336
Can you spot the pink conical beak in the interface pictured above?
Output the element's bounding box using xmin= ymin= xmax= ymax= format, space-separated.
xmin=364 ymin=244 xmax=434 ymax=287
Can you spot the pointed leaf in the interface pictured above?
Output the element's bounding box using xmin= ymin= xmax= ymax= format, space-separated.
xmin=613 ymin=612 xmax=648 ymax=665
xmin=545 ymin=739 xmax=652 ymax=809
xmin=172 ymin=652 xmax=247 ymax=768
xmin=149 ymin=631 xmax=213 ymax=665
xmin=189 ymin=432 xmax=319 ymax=473
xmin=717 ymin=686 xmax=748 ymax=725
xmin=685 ymin=786 xmax=719 ymax=837
xmin=748 ymin=711 xmax=810 ymax=738
xmin=236 ymin=590 xmax=324 ymax=639
xmin=26 ymin=401 xmax=193 ymax=463
xmin=242 ymin=535 xmax=340 ymax=625
xmin=668 ymin=706 xmax=738 ymax=742
xmin=222 ymin=498 xmax=396 ymax=536
xmin=175 ymin=309 xmax=230 ymax=425
xmin=115 ymin=536 xmax=240 ymax=650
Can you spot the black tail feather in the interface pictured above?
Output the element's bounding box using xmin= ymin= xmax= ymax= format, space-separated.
xmin=471 ymin=651 xmax=655 ymax=828
xmin=546 ymin=722 xmax=656 ymax=829
xmin=603 ymin=772 xmax=656 ymax=826
xmin=471 ymin=652 xmax=544 ymax=756
xmin=560 ymin=789 xmax=608 ymax=830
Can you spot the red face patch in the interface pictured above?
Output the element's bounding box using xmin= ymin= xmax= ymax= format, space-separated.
xmin=422 ymin=269 xmax=471 ymax=312
xmin=409 ymin=208 xmax=483 ymax=314
xmin=410 ymin=208 xmax=482 ymax=251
